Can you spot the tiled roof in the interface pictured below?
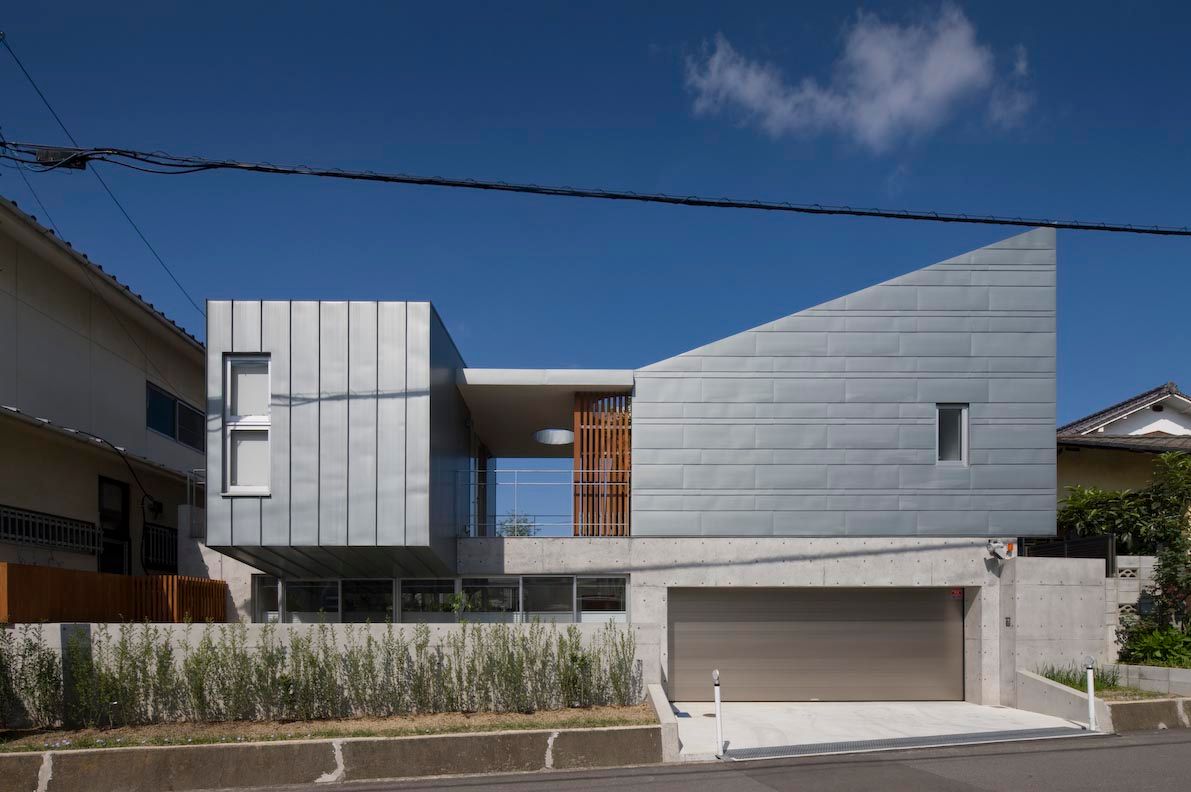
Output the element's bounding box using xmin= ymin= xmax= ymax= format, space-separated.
xmin=1057 ymin=382 xmax=1186 ymax=435
xmin=0 ymin=194 xmax=204 ymax=350
xmin=1056 ymin=434 xmax=1191 ymax=454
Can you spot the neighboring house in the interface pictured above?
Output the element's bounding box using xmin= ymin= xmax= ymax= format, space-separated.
xmin=206 ymin=228 xmax=1079 ymax=706
xmin=1055 ymin=383 xmax=1191 ymax=658
xmin=0 ymin=196 xmax=255 ymax=616
xmin=1057 ymin=381 xmax=1191 ymax=496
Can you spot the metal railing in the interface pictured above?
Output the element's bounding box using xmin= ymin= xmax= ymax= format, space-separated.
xmin=0 ymin=503 xmax=101 ymax=555
xmin=142 ymin=522 xmax=179 ymax=573
xmin=460 ymin=468 xmax=630 ymax=537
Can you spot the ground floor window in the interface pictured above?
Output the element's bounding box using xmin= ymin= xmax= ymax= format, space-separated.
xmin=249 ymin=575 xmax=628 ymax=623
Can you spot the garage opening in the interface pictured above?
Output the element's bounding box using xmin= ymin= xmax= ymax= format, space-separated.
xmin=667 ymin=587 xmax=964 ymax=702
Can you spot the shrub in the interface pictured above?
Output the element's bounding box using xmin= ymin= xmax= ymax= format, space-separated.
xmin=0 ymin=625 xmax=62 ymax=728
xmin=1119 ymin=627 xmax=1191 ymax=668
xmin=6 ymin=620 xmax=639 ymax=729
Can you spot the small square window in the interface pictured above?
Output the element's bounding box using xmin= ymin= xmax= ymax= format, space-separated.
xmin=229 ymin=430 xmax=269 ymax=488
xmin=229 ymin=359 xmax=270 ymax=418
xmin=937 ymin=404 xmax=968 ymax=464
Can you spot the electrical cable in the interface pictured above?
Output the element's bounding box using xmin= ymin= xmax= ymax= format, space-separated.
xmin=0 ymin=32 xmax=206 ymax=318
xmin=2 ymin=140 xmax=1189 ymax=238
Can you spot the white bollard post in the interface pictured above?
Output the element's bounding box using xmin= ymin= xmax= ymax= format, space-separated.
xmin=713 ymin=668 xmax=724 ymax=758
xmin=1085 ymin=656 xmax=1097 ymax=731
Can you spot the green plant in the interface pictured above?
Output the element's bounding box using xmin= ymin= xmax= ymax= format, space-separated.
xmin=1119 ymin=627 xmax=1191 ymax=668
xmin=1038 ymin=661 xmax=1120 ymax=690
xmin=0 ymin=625 xmax=62 ymax=728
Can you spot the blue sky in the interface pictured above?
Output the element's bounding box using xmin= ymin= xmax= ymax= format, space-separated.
xmin=2 ymin=1 xmax=1189 ymax=424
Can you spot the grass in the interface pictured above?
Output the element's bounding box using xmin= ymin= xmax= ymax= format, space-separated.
xmin=1037 ymin=662 xmax=1169 ymax=701
xmin=0 ymin=703 xmax=656 ymax=753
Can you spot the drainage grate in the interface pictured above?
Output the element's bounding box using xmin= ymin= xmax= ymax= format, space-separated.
xmin=724 ymin=727 xmax=1092 ymax=761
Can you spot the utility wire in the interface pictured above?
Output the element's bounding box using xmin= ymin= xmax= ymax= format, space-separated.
xmin=0 ymin=32 xmax=206 ymax=318
xmin=3 ymin=140 xmax=1191 ymax=238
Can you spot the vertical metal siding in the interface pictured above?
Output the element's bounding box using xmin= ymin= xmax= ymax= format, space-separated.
xmin=348 ymin=301 xmax=379 ymax=545
xmin=204 ymin=302 xmax=232 ymax=544
xmin=376 ymin=302 xmax=408 ymax=545
xmin=405 ymin=302 xmax=431 ymax=547
xmin=289 ymin=301 xmax=321 ymax=546
xmin=318 ymin=302 xmax=349 ymax=545
xmin=261 ymin=301 xmax=292 ymax=545
xmin=230 ymin=300 xmax=263 ymax=545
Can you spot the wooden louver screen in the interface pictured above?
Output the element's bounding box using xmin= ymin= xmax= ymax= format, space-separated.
xmin=573 ymin=393 xmax=631 ymax=536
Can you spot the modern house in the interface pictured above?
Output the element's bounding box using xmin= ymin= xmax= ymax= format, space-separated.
xmin=208 ymin=228 xmax=1083 ymax=705
xmin=1057 ymin=381 xmax=1191 ymax=495
xmin=0 ymin=195 xmax=256 ymax=617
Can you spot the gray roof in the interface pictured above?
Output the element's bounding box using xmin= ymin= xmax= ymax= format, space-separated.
xmin=1057 ymin=433 xmax=1191 ymax=454
xmin=0 ymin=194 xmax=203 ymax=351
xmin=1057 ymin=382 xmax=1187 ymax=435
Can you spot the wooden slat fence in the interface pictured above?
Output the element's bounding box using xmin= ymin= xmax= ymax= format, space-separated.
xmin=573 ymin=393 xmax=631 ymax=536
xmin=0 ymin=563 xmax=227 ymax=623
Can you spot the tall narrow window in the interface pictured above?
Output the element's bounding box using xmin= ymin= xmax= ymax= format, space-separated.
xmin=224 ymin=356 xmax=271 ymax=494
xmin=936 ymin=403 xmax=968 ymax=464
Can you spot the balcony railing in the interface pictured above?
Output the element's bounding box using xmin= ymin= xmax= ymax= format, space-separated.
xmin=462 ymin=468 xmax=630 ymax=537
xmin=0 ymin=503 xmax=101 ymax=555
xmin=142 ymin=522 xmax=179 ymax=574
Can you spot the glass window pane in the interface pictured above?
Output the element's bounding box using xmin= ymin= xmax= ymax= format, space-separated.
xmin=938 ymin=406 xmax=964 ymax=462
xmin=400 ymin=580 xmax=455 ymax=615
xmin=342 ymin=580 xmax=394 ymax=623
xmin=146 ymin=384 xmax=176 ymax=438
xmin=229 ymin=359 xmax=269 ymax=417
xmin=462 ymin=578 xmax=519 ymax=613
xmin=230 ymin=430 xmax=269 ymax=487
xmin=285 ymin=581 xmax=339 ymax=623
xmin=253 ymin=576 xmax=280 ymax=623
xmin=177 ymin=402 xmax=205 ymax=451
xmin=578 ymin=578 xmax=626 ymax=612
xmin=522 ymin=576 xmax=573 ymax=613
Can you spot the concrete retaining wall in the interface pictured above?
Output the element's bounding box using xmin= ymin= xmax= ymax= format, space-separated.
xmin=1107 ymin=699 xmax=1191 ymax=732
xmin=0 ymin=725 xmax=663 ymax=791
xmin=1111 ymin=663 xmax=1191 ymax=697
xmin=647 ymin=683 xmax=680 ymax=762
xmin=1014 ymin=669 xmax=1110 ymax=731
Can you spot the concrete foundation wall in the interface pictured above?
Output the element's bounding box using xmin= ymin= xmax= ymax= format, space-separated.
xmin=458 ymin=539 xmax=1109 ymax=707
xmin=999 ymin=557 xmax=1107 ymax=705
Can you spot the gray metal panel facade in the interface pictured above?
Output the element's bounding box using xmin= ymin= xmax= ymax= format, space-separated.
xmin=206 ymin=300 xmax=450 ymax=572
xmin=668 ymin=587 xmax=965 ymax=701
xmin=633 ymin=229 xmax=1057 ymax=538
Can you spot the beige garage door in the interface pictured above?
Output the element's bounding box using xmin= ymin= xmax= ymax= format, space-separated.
xmin=668 ymin=587 xmax=964 ymax=701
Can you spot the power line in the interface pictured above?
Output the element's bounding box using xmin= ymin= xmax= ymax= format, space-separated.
xmin=3 ymin=140 xmax=1191 ymax=238
xmin=0 ymin=32 xmax=206 ymax=318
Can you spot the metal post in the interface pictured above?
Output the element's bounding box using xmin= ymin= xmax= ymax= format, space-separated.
xmin=713 ymin=669 xmax=724 ymax=758
xmin=1085 ymin=657 xmax=1097 ymax=731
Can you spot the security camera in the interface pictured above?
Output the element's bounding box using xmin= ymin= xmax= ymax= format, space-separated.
xmin=987 ymin=539 xmax=1016 ymax=560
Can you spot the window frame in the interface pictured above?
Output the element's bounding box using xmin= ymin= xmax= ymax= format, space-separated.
xmin=935 ymin=403 xmax=969 ymax=466
xmin=146 ymin=381 xmax=205 ymax=453
xmin=223 ymin=354 xmax=272 ymax=496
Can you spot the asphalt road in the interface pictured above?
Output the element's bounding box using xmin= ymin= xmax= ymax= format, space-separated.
xmin=262 ymin=730 xmax=1191 ymax=792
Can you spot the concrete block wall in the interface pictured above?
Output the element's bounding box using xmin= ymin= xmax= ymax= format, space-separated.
xmin=632 ymin=228 xmax=1057 ymax=540
xmin=1104 ymin=555 xmax=1157 ymax=661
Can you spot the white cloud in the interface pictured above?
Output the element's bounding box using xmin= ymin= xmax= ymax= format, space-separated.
xmin=685 ymin=5 xmax=1032 ymax=151
xmin=989 ymin=43 xmax=1034 ymax=128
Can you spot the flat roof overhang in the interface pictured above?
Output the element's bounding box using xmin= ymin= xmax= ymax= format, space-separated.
xmin=456 ymin=368 xmax=633 ymax=458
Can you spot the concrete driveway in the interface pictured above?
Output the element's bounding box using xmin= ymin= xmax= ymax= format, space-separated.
xmin=672 ymin=701 xmax=1085 ymax=760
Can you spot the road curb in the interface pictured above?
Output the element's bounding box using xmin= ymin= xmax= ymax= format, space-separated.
xmin=0 ymin=724 xmax=662 ymax=791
